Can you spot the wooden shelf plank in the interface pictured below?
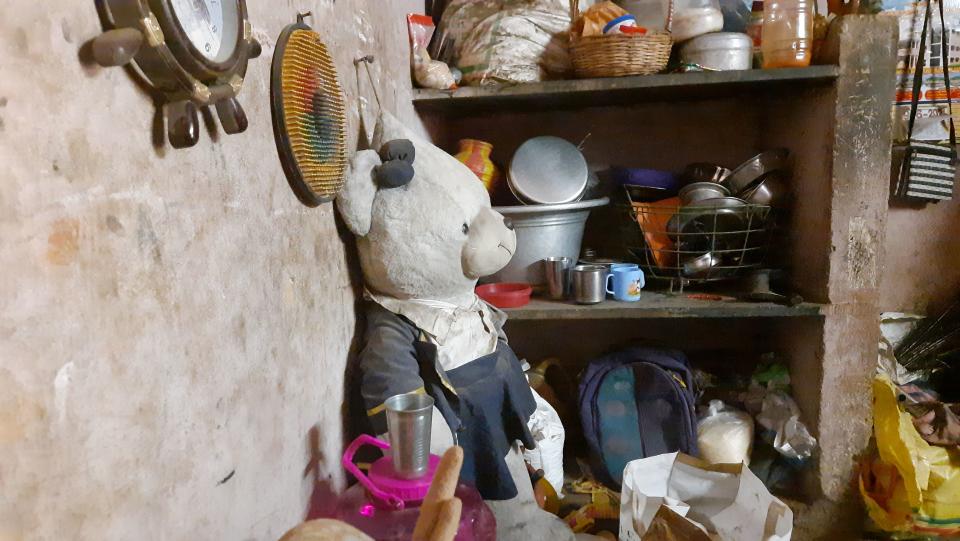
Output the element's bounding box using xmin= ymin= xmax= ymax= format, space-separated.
xmin=413 ymin=66 xmax=840 ymax=114
xmin=503 ymin=292 xmax=825 ymax=321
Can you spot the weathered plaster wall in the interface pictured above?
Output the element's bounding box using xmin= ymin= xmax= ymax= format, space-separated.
xmin=0 ymin=1 xmax=421 ymax=539
xmin=880 ymin=202 xmax=960 ymax=313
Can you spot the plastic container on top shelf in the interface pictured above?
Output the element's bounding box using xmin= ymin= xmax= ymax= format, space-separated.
xmin=760 ymin=0 xmax=813 ymax=68
xmin=615 ymin=0 xmax=669 ymax=30
xmin=672 ymin=0 xmax=725 ymax=42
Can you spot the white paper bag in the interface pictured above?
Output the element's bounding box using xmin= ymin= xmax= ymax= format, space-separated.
xmin=620 ymin=452 xmax=793 ymax=541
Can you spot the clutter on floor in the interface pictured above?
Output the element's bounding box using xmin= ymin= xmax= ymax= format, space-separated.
xmin=619 ymin=452 xmax=793 ymax=541
xmin=861 ymin=303 xmax=960 ymax=538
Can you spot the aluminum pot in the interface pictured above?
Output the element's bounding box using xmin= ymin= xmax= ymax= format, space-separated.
xmin=679 ymin=32 xmax=752 ymax=71
xmin=484 ymin=198 xmax=609 ymax=286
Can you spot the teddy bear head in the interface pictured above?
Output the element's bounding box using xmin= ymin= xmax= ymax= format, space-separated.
xmin=337 ymin=112 xmax=516 ymax=301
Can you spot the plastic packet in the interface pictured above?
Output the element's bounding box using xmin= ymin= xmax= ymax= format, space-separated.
xmin=756 ymin=391 xmax=817 ymax=461
xmin=406 ymin=14 xmax=456 ymax=90
xmin=741 ymin=361 xmax=791 ymax=415
xmin=524 ymin=388 xmax=565 ymax=496
xmin=435 ymin=0 xmax=572 ymax=86
xmin=697 ymin=400 xmax=754 ymax=466
xmin=718 ymin=0 xmax=753 ymax=32
xmin=575 ymin=1 xmax=631 ymax=36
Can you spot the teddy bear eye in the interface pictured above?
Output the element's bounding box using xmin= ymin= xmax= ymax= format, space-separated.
xmin=462 ymin=223 xmax=469 ymax=235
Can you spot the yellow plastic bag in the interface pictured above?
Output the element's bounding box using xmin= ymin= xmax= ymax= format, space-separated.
xmin=860 ymin=375 xmax=960 ymax=535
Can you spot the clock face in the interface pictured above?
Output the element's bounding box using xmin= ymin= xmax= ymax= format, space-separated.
xmin=170 ymin=0 xmax=239 ymax=62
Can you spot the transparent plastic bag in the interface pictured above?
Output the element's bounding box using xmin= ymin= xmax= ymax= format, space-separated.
xmin=434 ymin=0 xmax=572 ymax=86
xmin=697 ymin=400 xmax=754 ymax=465
xmin=756 ymin=391 xmax=817 ymax=461
xmin=407 ymin=14 xmax=456 ymax=90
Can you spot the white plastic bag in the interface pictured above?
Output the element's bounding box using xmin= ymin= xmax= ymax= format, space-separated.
xmin=619 ymin=452 xmax=793 ymax=541
xmin=697 ymin=399 xmax=754 ymax=466
xmin=524 ymin=388 xmax=565 ymax=495
xmin=756 ymin=391 xmax=817 ymax=461
xmin=436 ymin=0 xmax=572 ymax=85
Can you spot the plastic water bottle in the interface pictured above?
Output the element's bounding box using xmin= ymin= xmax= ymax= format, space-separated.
xmin=321 ymin=434 xmax=496 ymax=541
xmin=325 ymin=481 xmax=495 ymax=541
xmin=760 ymin=0 xmax=813 ymax=68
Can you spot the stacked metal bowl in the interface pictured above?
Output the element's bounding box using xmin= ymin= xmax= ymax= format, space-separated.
xmin=627 ymin=149 xmax=790 ymax=282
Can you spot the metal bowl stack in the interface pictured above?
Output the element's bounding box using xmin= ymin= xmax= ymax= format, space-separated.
xmin=625 ymin=149 xmax=790 ymax=282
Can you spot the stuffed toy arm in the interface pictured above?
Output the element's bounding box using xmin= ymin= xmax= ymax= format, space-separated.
xmin=359 ymin=304 xmax=426 ymax=435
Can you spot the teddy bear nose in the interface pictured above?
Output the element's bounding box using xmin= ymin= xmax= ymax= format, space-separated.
xmin=503 ymin=217 xmax=514 ymax=230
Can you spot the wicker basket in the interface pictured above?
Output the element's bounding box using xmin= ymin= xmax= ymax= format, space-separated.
xmin=570 ymin=33 xmax=672 ymax=78
xmin=568 ymin=0 xmax=673 ymax=78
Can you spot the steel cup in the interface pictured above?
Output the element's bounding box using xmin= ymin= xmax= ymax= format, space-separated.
xmin=543 ymin=256 xmax=573 ymax=299
xmin=385 ymin=392 xmax=434 ymax=479
xmin=571 ymin=264 xmax=609 ymax=304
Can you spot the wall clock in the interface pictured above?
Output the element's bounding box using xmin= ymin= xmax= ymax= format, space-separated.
xmin=92 ymin=0 xmax=261 ymax=148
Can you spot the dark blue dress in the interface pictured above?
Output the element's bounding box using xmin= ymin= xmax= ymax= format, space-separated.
xmin=359 ymin=301 xmax=537 ymax=500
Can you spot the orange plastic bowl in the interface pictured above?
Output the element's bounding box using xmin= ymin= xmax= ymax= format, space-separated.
xmin=476 ymin=283 xmax=533 ymax=309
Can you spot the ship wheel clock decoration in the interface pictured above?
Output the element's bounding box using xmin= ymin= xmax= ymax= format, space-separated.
xmin=92 ymin=0 xmax=261 ymax=148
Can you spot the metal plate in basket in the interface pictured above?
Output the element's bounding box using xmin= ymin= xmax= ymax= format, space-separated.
xmin=621 ymin=191 xmax=774 ymax=283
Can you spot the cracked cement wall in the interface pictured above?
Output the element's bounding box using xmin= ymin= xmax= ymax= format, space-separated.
xmin=0 ymin=1 xmax=422 ymax=539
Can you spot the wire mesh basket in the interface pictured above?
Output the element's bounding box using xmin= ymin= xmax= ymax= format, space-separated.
xmin=618 ymin=187 xmax=774 ymax=284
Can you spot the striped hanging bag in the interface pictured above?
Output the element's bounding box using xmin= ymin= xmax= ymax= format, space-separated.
xmin=897 ymin=0 xmax=957 ymax=202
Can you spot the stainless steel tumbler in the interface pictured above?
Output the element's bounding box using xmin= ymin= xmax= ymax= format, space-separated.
xmin=384 ymin=392 xmax=434 ymax=479
xmin=571 ymin=264 xmax=608 ymax=304
xmin=543 ymin=256 xmax=573 ymax=300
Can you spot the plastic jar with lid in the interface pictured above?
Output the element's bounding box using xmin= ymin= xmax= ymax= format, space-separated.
xmin=760 ymin=0 xmax=813 ymax=68
xmin=615 ymin=0 xmax=668 ymax=30
xmin=671 ymin=0 xmax=724 ymax=42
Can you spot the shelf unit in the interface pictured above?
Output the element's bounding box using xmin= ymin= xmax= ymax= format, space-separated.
xmin=413 ymin=65 xmax=841 ymax=113
xmin=413 ymin=16 xmax=897 ymax=540
xmin=504 ymin=295 xmax=825 ymax=321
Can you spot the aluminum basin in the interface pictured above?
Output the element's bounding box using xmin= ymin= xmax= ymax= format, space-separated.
xmin=484 ymin=198 xmax=609 ymax=286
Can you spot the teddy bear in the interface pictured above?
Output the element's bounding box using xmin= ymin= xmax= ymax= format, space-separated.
xmin=336 ymin=111 xmax=575 ymax=540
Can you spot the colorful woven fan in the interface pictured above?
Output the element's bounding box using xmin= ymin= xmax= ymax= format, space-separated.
xmin=271 ymin=13 xmax=347 ymax=207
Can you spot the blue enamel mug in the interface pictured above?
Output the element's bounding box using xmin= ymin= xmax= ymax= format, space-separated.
xmin=606 ymin=267 xmax=645 ymax=302
xmin=609 ymin=262 xmax=639 ymax=272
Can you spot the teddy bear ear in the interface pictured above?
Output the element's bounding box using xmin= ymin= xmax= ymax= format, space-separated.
xmin=336 ymin=149 xmax=381 ymax=237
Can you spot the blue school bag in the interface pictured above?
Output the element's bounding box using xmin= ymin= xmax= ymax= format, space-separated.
xmin=579 ymin=347 xmax=699 ymax=489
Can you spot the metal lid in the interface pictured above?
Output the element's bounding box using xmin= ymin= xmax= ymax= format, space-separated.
xmin=508 ymin=136 xmax=588 ymax=205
